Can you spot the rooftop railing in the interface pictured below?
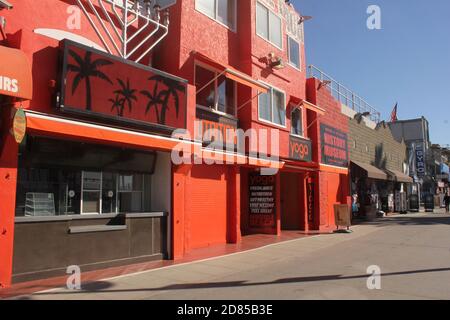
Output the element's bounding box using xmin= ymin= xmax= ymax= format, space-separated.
xmin=308 ymin=65 xmax=381 ymax=123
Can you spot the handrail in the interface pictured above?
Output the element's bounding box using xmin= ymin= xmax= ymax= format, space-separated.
xmin=308 ymin=65 xmax=381 ymax=123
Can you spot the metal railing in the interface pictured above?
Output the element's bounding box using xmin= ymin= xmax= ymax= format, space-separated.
xmin=308 ymin=65 xmax=381 ymax=123
xmin=76 ymin=0 xmax=169 ymax=63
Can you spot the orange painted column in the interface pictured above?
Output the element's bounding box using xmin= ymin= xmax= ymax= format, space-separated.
xmin=0 ymin=107 xmax=18 ymax=288
xmin=313 ymin=171 xmax=322 ymax=231
xmin=302 ymin=174 xmax=310 ymax=232
xmin=227 ymin=166 xmax=241 ymax=244
xmin=276 ymin=172 xmax=281 ymax=236
xmin=172 ymin=164 xmax=191 ymax=260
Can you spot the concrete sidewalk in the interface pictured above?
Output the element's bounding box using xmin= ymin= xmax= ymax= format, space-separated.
xmin=11 ymin=211 xmax=450 ymax=300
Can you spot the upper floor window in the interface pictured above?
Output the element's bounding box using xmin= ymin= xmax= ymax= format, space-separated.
xmin=256 ymin=2 xmax=282 ymax=49
xmin=288 ymin=36 xmax=300 ymax=69
xmin=195 ymin=0 xmax=237 ymax=31
xmin=258 ymin=86 xmax=286 ymax=126
xmin=195 ymin=64 xmax=236 ymax=116
xmin=291 ymin=107 xmax=303 ymax=137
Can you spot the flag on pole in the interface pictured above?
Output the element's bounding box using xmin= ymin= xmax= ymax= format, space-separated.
xmin=390 ymin=103 xmax=398 ymax=122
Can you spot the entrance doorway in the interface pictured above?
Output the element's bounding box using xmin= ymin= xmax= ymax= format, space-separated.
xmin=280 ymin=172 xmax=305 ymax=230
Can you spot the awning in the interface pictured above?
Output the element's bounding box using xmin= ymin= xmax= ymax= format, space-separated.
xmin=192 ymin=51 xmax=269 ymax=93
xmin=0 ymin=45 xmax=32 ymax=100
xmin=303 ymin=100 xmax=326 ymax=115
xmin=24 ymin=111 xmax=283 ymax=169
xmin=386 ymin=170 xmax=414 ymax=183
xmin=289 ymin=96 xmax=325 ymax=115
xmin=351 ymin=161 xmax=388 ymax=180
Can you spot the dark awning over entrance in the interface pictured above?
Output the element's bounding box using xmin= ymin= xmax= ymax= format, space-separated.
xmin=386 ymin=170 xmax=414 ymax=183
xmin=350 ymin=161 xmax=388 ymax=181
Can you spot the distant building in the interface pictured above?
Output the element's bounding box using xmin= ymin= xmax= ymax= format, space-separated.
xmin=347 ymin=115 xmax=411 ymax=215
xmin=389 ymin=117 xmax=433 ymax=198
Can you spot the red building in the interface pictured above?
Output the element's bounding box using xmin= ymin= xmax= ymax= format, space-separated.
xmin=0 ymin=0 xmax=349 ymax=288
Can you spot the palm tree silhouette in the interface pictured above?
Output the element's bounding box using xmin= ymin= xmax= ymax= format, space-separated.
xmin=141 ymin=75 xmax=186 ymax=125
xmin=140 ymin=81 xmax=164 ymax=124
xmin=67 ymin=50 xmax=113 ymax=111
xmin=109 ymin=94 xmax=124 ymax=116
xmin=114 ymin=78 xmax=138 ymax=116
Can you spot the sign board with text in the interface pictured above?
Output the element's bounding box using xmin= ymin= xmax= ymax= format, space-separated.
xmin=195 ymin=107 xmax=238 ymax=148
xmin=289 ymin=135 xmax=312 ymax=162
xmin=334 ymin=204 xmax=351 ymax=228
xmin=320 ymin=124 xmax=348 ymax=168
xmin=249 ymin=172 xmax=276 ymax=228
xmin=415 ymin=143 xmax=426 ymax=177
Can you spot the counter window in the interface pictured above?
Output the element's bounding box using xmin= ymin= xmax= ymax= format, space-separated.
xmin=16 ymin=137 xmax=156 ymax=217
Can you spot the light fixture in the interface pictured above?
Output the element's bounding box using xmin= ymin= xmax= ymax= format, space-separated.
xmin=354 ymin=112 xmax=371 ymax=122
xmin=270 ymin=57 xmax=284 ymax=70
xmin=0 ymin=0 xmax=12 ymax=10
xmin=264 ymin=52 xmax=285 ymax=70
xmin=317 ymin=79 xmax=331 ymax=90
xmin=298 ymin=15 xmax=312 ymax=24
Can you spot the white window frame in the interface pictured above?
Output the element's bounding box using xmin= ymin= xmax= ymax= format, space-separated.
xmin=256 ymin=1 xmax=283 ymax=50
xmin=81 ymin=171 xmax=147 ymax=215
xmin=257 ymin=83 xmax=286 ymax=128
xmin=287 ymin=35 xmax=301 ymax=71
xmin=290 ymin=106 xmax=305 ymax=138
xmin=195 ymin=0 xmax=237 ymax=32
xmin=194 ymin=62 xmax=238 ymax=118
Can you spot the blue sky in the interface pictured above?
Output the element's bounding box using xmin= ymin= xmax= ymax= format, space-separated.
xmin=295 ymin=0 xmax=450 ymax=145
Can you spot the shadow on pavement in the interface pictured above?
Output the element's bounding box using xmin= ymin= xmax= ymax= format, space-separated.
xmin=31 ymin=267 xmax=450 ymax=297
xmin=356 ymin=214 xmax=450 ymax=228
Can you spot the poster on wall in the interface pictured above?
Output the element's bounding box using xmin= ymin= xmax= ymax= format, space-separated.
xmin=320 ymin=124 xmax=348 ymax=168
xmin=249 ymin=172 xmax=276 ymax=228
xmin=59 ymin=40 xmax=187 ymax=131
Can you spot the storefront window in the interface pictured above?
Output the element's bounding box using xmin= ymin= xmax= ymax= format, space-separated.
xmin=16 ymin=137 xmax=156 ymax=217
xmin=195 ymin=65 xmax=236 ymax=117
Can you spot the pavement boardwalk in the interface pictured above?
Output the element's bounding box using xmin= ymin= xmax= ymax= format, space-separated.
xmin=12 ymin=211 xmax=450 ymax=300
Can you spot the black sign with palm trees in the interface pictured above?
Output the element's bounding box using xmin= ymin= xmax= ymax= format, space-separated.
xmin=59 ymin=40 xmax=188 ymax=131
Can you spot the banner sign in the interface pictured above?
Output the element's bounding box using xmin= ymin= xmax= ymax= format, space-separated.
xmin=249 ymin=172 xmax=276 ymax=228
xmin=289 ymin=135 xmax=312 ymax=162
xmin=59 ymin=40 xmax=187 ymax=130
xmin=415 ymin=143 xmax=426 ymax=177
xmin=320 ymin=124 xmax=348 ymax=168
xmin=195 ymin=107 xmax=238 ymax=147
xmin=12 ymin=108 xmax=27 ymax=144
xmin=307 ymin=178 xmax=315 ymax=223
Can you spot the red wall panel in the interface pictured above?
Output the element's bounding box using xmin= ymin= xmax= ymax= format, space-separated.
xmin=187 ymin=165 xmax=228 ymax=249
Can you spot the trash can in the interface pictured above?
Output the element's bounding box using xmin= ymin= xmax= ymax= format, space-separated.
xmin=424 ymin=194 xmax=435 ymax=212
xmin=409 ymin=194 xmax=419 ymax=212
xmin=365 ymin=205 xmax=377 ymax=221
